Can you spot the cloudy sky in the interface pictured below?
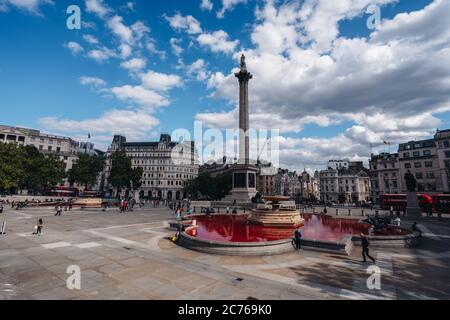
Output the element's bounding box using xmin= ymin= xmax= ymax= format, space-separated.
xmin=1 ymin=0 xmax=449 ymax=172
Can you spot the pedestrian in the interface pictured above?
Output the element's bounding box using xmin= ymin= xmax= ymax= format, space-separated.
xmin=36 ymin=218 xmax=43 ymax=236
xmin=324 ymin=206 xmax=328 ymax=215
xmin=55 ymin=204 xmax=62 ymax=216
xmin=122 ymin=200 xmax=127 ymax=213
xmin=0 ymin=204 xmax=3 ymax=214
xmin=390 ymin=206 xmax=394 ymax=218
xmin=412 ymin=221 xmax=422 ymax=237
xmin=361 ymin=233 xmax=375 ymax=263
xmin=294 ymin=228 xmax=302 ymax=251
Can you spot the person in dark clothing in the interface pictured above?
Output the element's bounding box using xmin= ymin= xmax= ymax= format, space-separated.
xmin=36 ymin=219 xmax=43 ymax=236
xmin=412 ymin=222 xmax=422 ymax=237
xmin=361 ymin=233 xmax=375 ymax=263
xmin=294 ymin=228 xmax=302 ymax=250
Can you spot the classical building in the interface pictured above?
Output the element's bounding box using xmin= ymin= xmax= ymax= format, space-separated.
xmin=103 ymin=134 xmax=199 ymax=200
xmin=300 ymin=170 xmax=320 ymax=202
xmin=274 ymin=169 xmax=301 ymax=199
xmin=398 ymin=139 xmax=442 ymax=193
xmin=434 ymin=129 xmax=450 ymax=192
xmin=256 ymin=163 xmax=278 ymax=196
xmin=199 ymin=157 xmax=235 ymax=177
xmin=369 ymin=153 xmax=402 ymax=204
xmin=320 ymin=160 xmax=370 ymax=204
xmin=0 ymin=124 xmax=79 ymax=172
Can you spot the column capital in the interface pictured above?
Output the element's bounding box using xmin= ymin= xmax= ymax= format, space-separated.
xmin=235 ymin=70 xmax=253 ymax=83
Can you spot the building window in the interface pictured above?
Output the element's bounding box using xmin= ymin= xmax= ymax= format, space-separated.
xmin=404 ymin=152 xmax=410 ymax=158
xmin=426 ymin=172 xmax=434 ymax=178
xmin=414 ymin=162 xmax=422 ymax=168
xmin=405 ymin=163 xmax=411 ymax=169
xmin=416 ymin=173 xmax=423 ymax=179
xmin=423 ymin=150 xmax=431 ymax=156
xmin=444 ymin=141 xmax=450 ymax=148
xmin=445 ymin=151 xmax=450 ymax=158
xmin=425 ymin=161 xmax=433 ymax=168
xmin=413 ymin=151 xmax=420 ymax=157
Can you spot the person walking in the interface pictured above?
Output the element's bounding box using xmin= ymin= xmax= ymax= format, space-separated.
xmin=361 ymin=233 xmax=375 ymax=263
xmin=294 ymin=228 xmax=302 ymax=251
xmin=36 ymin=218 xmax=43 ymax=236
xmin=55 ymin=205 xmax=62 ymax=216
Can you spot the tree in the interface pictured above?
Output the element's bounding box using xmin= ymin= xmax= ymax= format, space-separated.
xmin=183 ymin=172 xmax=232 ymax=200
xmin=68 ymin=153 xmax=104 ymax=189
xmin=0 ymin=143 xmax=66 ymax=194
xmin=109 ymin=150 xmax=142 ymax=195
xmin=0 ymin=143 xmax=26 ymax=193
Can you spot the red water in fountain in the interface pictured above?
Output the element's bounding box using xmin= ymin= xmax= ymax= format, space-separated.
xmin=185 ymin=214 xmax=410 ymax=243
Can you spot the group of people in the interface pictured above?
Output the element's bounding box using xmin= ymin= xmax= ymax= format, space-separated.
xmin=119 ymin=198 xmax=135 ymax=213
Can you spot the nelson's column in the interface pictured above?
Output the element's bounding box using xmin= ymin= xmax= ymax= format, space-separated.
xmin=225 ymin=54 xmax=258 ymax=203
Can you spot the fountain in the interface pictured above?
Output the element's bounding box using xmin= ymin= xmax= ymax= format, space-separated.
xmin=247 ymin=196 xmax=304 ymax=227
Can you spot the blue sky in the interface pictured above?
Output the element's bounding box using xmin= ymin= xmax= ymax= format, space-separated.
xmin=1 ymin=0 xmax=449 ymax=171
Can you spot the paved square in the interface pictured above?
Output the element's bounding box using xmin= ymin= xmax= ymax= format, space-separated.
xmin=1 ymin=205 xmax=449 ymax=300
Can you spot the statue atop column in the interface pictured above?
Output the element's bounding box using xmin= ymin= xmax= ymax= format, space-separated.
xmin=405 ymin=170 xmax=417 ymax=192
xmin=235 ymin=54 xmax=252 ymax=82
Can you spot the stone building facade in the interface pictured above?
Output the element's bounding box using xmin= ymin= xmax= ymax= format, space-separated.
xmin=104 ymin=134 xmax=199 ymax=200
xmin=300 ymin=170 xmax=321 ymax=202
xmin=369 ymin=153 xmax=402 ymax=204
xmin=275 ymin=169 xmax=301 ymax=199
xmin=398 ymin=139 xmax=442 ymax=193
xmin=320 ymin=161 xmax=370 ymax=204
xmin=434 ymin=129 xmax=450 ymax=192
xmin=0 ymin=125 xmax=79 ymax=172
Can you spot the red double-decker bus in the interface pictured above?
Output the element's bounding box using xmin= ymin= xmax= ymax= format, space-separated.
xmin=45 ymin=186 xmax=79 ymax=197
xmin=380 ymin=193 xmax=433 ymax=212
xmin=432 ymin=194 xmax=450 ymax=214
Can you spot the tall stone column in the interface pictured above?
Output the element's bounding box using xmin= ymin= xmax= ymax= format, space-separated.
xmin=235 ymin=54 xmax=252 ymax=165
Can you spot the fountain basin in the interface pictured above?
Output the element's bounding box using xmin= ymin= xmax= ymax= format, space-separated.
xmin=175 ymin=214 xmax=417 ymax=256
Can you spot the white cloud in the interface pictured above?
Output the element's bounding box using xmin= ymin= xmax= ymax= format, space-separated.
xmin=107 ymin=15 xmax=133 ymax=44
xmin=119 ymin=43 xmax=132 ymax=59
xmin=0 ymin=0 xmax=53 ymax=14
xmin=217 ymin=0 xmax=246 ymax=18
xmin=85 ymin=0 xmax=110 ymax=18
xmin=120 ymin=57 xmax=146 ymax=71
xmin=38 ymin=109 xmax=160 ymax=150
xmin=79 ymin=76 xmax=106 ymax=88
xmin=110 ymin=85 xmax=170 ymax=109
xmin=64 ymin=41 xmax=84 ymax=55
xmin=165 ymin=13 xmax=202 ymax=34
xmin=200 ymin=0 xmax=213 ymax=11
xmin=186 ymin=59 xmax=210 ymax=81
xmin=87 ymin=46 xmax=116 ymax=63
xmin=197 ymin=30 xmax=239 ymax=54
xmin=83 ymin=34 xmax=99 ymax=45
xmin=139 ymin=70 xmax=182 ymax=92
xmin=170 ymin=38 xmax=184 ymax=56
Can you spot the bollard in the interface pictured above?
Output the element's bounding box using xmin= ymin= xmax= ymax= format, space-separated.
xmin=194 ymin=206 xmax=196 ymax=213
xmin=362 ymin=209 xmax=365 ymax=216
xmin=244 ymin=208 xmax=246 ymax=213
xmin=336 ymin=209 xmax=339 ymax=216
xmin=349 ymin=209 xmax=351 ymax=216
xmin=217 ymin=207 xmax=220 ymax=214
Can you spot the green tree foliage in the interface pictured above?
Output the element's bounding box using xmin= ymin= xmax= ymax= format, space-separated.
xmin=183 ymin=172 xmax=232 ymax=200
xmin=109 ymin=150 xmax=143 ymax=191
xmin=0 ymin=142 xmax=66 ymax=194
xmin=68 ymin=153 xmax=105 ymax=189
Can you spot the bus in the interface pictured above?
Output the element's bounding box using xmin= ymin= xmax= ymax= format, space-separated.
xmin=45 ymin=186 xmax=79 ymax=197
xmin=432 ymin=194 xmax=450 ymax=214
xmin=79 ymin=190 xmax=102 ymax=198
xmin=380 ymin=193 xmax=433 ymax=213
